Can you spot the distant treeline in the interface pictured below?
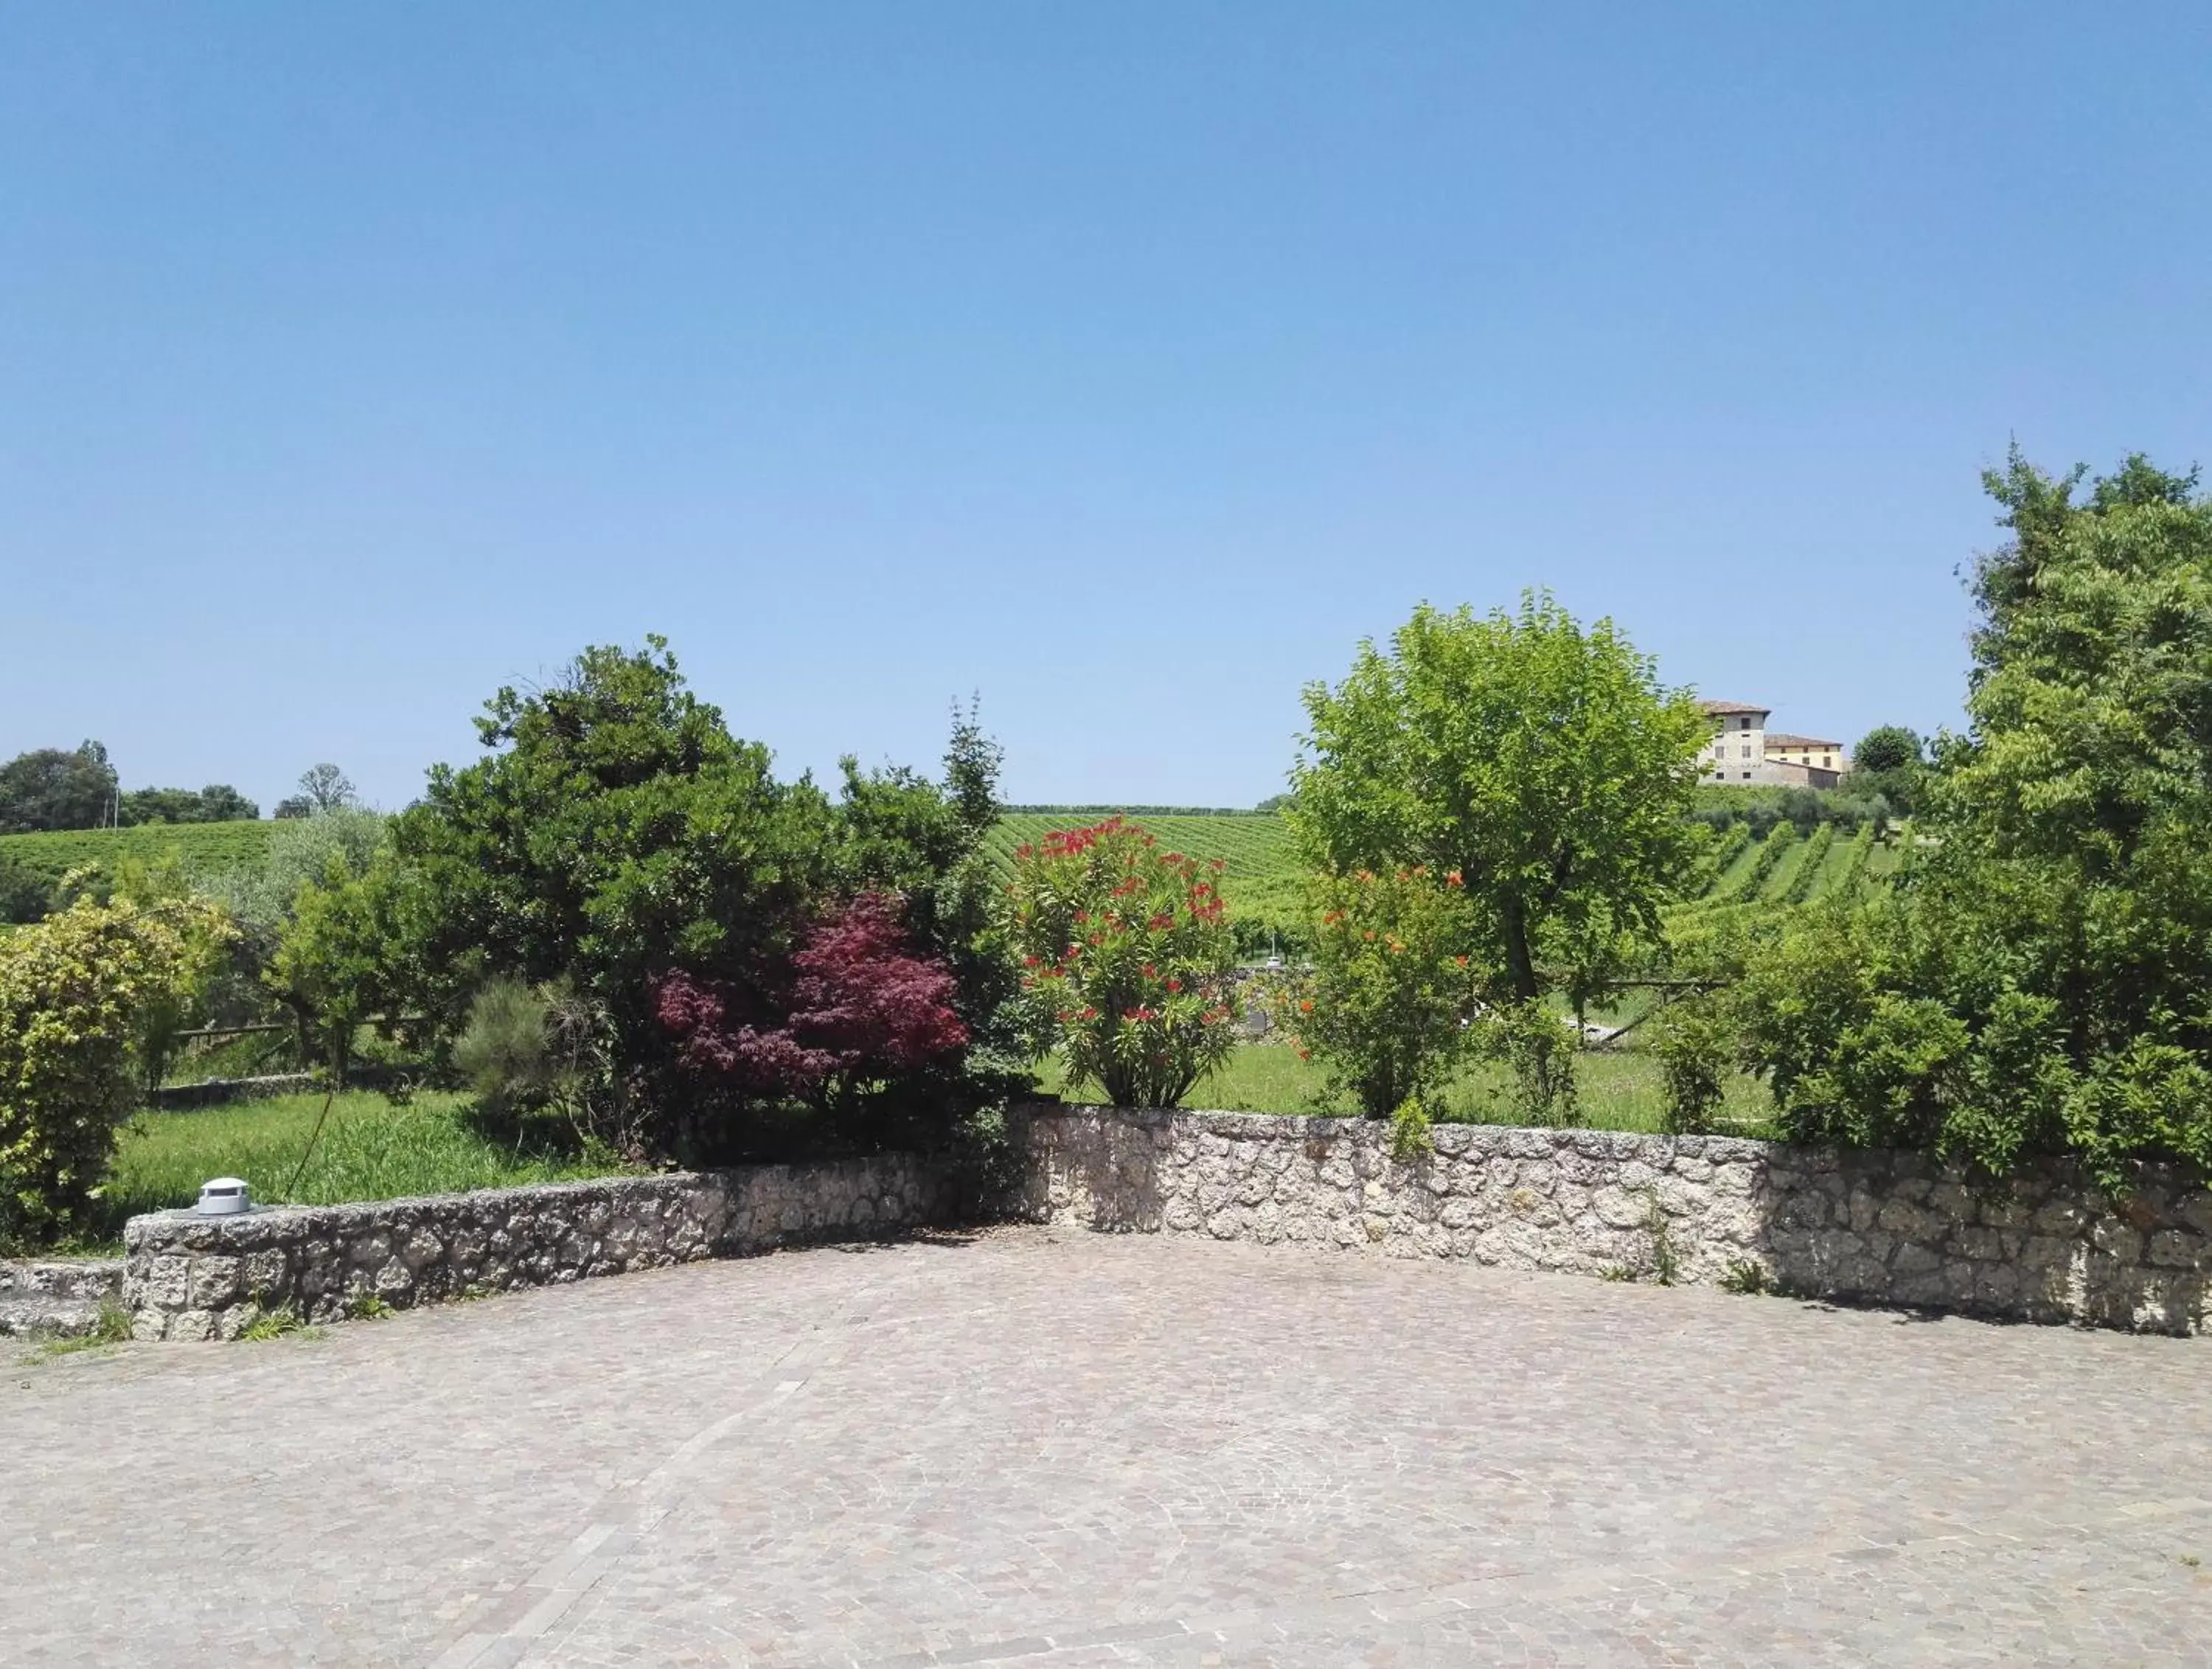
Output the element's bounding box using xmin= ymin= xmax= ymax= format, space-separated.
xmin=0 ymin=742 xmax=257 ymax=834
xmin=1690 ymin=784 xmax=1894 ymax=836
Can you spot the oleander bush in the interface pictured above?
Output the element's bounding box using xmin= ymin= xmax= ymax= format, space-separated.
xmin=1001 ymin=817 xmax=1240 ymax=1108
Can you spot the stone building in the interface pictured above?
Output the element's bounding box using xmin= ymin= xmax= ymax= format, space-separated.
xmin=1698 ymin=702 xmax=1851 ymax=788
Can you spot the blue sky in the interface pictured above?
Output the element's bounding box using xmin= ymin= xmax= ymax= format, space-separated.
xmin=4 ymin=4 xmax=2207 ymax=812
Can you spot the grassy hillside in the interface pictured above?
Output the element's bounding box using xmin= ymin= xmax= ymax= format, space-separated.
xmin=985 ymin=806 xmax=1899 ymax=956
xmin=984 ymin=810 xmax=1305 ymax=953
xmin=0 ymin=820 xmax=274 ymax=893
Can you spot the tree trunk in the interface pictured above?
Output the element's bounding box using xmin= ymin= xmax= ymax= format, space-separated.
xmin=1500 ymin=897 xmax=1540 ymax=1003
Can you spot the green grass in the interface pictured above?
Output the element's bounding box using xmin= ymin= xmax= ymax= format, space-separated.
xmin=0 ymin=820 xmax=273 ymax=893
xmin=1040 ymin=1041 xmax=1778 ymax=1137
xmin=91 ymin=1090 xmax=642 ymax=1246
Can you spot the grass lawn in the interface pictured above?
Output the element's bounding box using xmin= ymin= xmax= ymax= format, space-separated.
xmin=1040 ymin=1042 xmax=1778 ymax=1137
xmin=84 ymin=1091 xmax=642 ymax=1248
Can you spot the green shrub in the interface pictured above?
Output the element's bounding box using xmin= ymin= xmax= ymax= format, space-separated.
xmin=1271 ymin=865 xmax=1476 ymax=1118
xmin=1388 ymin=1095 xmax=1435 ymax=1160
xmin=1733 ymin=450 xmax=2212 ymax=1187
xmin=453 ymin=978 xmax=557 ymax=1110
xmin=0 ymin=853 xmax=55 ymax=925
xmin=0 ymin=893 xmax=232 ymax=1247
xmin=1650 ymin=998 xmax=1731 ymax=1135
xmin=1481 ymin=1000 xmax=1581 ymax=1126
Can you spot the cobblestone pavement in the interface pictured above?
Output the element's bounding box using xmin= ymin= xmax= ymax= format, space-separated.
xmin=8 ymin=1227 xmax=2211 ymax=1667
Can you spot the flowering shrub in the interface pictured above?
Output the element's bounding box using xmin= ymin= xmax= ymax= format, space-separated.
xmin=1269 ymin=865 xmax=1477 ymax=1118
xmin=1001 ymin=818 xmax=1238 ymax=1108
xmin=0 ymin=891 xmax=232 ymax=1247
xmin=655 ymin=891 xmax=968 ymax=1113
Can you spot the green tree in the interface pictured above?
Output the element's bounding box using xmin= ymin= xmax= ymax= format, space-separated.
xmin=386 ymin=640 xmax=835 ymax=1096
xmin=1844 ymin=725 xmax=1924 ymax=815
xmin=1851 ymin=725 xmax=1922 ymax=775
xmin=119 ymin=784 xmax=260 ymax=825
xmin=0 ymin=853 xmax=54 ymax=924
xmin=268 ymin=854 xmax=411 ymax=1084
xmin=1737 ymin=449 xmax=2212 ymax=1183
xmin=1291 ymin=593 xmax=1708 ymax=1007
xmin=0 ymin=742 xmax=116 ymax=834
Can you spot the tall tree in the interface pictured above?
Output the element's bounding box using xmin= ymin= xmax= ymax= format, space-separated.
xmin=1844 ymin=725 xmax=1925 ymax=815
xmin=1291 ymin=593 xmax=1707 ymax=1006
xmin=295 ymin=763 xmax=358 ymax=814
xmin=0 ymin=742 xmax=116 ymax=833
xmin=1736 ymin=448 xmax=2212 ymax=1182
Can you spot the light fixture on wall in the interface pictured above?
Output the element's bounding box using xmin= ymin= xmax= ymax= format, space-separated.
xmin=197 ymin=1177 xmax=251 ymax=1216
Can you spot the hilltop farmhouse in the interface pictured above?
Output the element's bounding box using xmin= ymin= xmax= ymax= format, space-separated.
xmin=1698 ymin=700 xmax=1850 ymax=788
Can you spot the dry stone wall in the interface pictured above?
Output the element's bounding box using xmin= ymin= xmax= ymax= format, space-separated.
xmin=0 ymin=1257 xmax=124 ymax=1338
xmin=123 ymin=1156 xmax=954 ymax=1341
xmin=114 ymin=1107 xmax=2212 ymax=1342
xmin=1018 ymin=1107 xmax=2212 ymax=1334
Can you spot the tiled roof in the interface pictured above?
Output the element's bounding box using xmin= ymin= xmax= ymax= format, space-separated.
xmin=1699 ymin=700 xmax=1770 ymax=717
xmin=1766 ymin=733 xmax=1843 ymax=750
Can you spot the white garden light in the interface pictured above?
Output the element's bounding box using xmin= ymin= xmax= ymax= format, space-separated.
xmin=197 ymin=1177 xmax=251 ymax=1216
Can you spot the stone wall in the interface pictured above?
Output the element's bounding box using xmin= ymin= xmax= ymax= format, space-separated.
xmin=1017 ymin=1107 xmax=2212 ymax=1334
xmin=113 ymin=1107 xmax=2212 ymax=1342
xmin=123 ymin=1156 xmax=955 ymax=1341
xmin=0 ymin=1257 xmax=124 ymax=1338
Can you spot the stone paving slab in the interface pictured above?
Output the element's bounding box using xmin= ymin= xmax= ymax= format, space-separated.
xmin=6 ymin=1227 xmax=2211 ymax=1666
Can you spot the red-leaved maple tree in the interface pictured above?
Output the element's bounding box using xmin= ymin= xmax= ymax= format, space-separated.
xmin=655 ymin=891 xmax=967 ymax=1111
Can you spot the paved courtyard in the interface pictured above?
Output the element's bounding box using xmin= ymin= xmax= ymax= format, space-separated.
xmin=7 ymin=1227 xmax=2211 ymax=1667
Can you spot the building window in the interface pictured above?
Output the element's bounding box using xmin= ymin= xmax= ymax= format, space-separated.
xmin=1742 ymin=771 xmax=1752 ymax=779
xmin=1740 ymin=744 xmax=1751 ymax=758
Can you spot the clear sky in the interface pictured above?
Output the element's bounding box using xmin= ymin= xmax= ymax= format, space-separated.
xmin=4 ymin=4 xmax=2208 ymax=812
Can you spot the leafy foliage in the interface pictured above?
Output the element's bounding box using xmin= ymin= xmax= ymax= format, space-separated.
xmin=324 ymin=641 xmax=1009 ymax=1163
xmin=1690 ymin=783 xmax=1894 ymax=837
xmin=656 ymin=893 xmax=969 ymax=1117
xmin=0 ymin=742 xmax=115 ymax=834
xmin=376 ymin=639 xmax=835 ymax=1134
xmin=1001 ymin=818 xmax=1239 ymax=1107
xmin=1291 ymin=592 xmax=1708 ymax=1007
xmin=118 ymin=784 xmax=259 ymax=825
xmin=1649 ymin=997 xmax=1732 ymax=1135
xmin=1735 ymin=449 xmax=2212 ymax=1184
xmin=987 ymin=810 xmax=1303 ymax=956
xmin=1268 ymin=865 xmax=1476 ymax=1118
xmin=0 ymin=851 xmax=55 ymax=925
xmin=1843 ymin=725 xmax=1925 ymax=814
xmin=0 ymin=891 xmax=232 ymax=1246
